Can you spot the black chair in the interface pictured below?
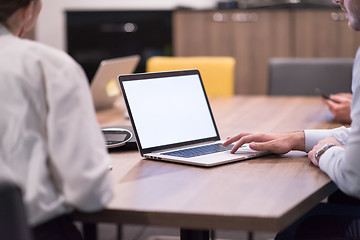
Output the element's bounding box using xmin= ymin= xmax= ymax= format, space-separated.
xmin=0 ymin=181 xmax=32 ymax=240
xmin=268 ymin=58 xmax=353 ymax=96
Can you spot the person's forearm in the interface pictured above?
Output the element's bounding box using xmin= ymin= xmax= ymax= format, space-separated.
xmin=290 ymin=131 xmax=305 ymax=152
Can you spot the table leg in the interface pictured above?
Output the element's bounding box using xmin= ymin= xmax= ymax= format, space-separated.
xmin=82 ymin=223 xmax=97 ymax=240
xmin=117 ymin=224 xmax=122 ymax=240
xmin=248 ymin=231 xmax=253 ymax=240
xmin=180 ymin=229 xmax=210 ymax=240
xmin=210 ymin=229 xmax=215 ymax=240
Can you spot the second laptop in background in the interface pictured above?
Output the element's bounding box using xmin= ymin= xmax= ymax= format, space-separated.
xmin=91 ymin=55 xmax=140 ymax=111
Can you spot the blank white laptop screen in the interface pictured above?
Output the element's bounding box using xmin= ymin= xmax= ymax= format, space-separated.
xmin=122 ymin=74 xmax=217 ymax=149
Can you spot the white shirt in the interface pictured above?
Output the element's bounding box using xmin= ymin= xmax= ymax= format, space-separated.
xmin=304 ymin=47 xmax=360 ymax=199
xmin=0 ymin=25 xmax=113 ymax=226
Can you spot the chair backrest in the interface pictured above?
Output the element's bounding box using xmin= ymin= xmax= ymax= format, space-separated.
xmin=268 ymin=58 xmax=353 ymax=96
xmin=146 ymin=56 xmax=236 ymax=97
xmin=0 ymin=181 xmax=32 ymax=240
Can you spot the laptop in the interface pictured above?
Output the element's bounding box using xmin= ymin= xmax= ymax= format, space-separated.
xmin=118 ymin=69 xmax=269 ymax=167
xmin=91 ymin=55 xmax=140 ymax=110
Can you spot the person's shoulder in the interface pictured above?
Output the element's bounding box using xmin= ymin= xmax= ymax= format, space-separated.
xmin=24 ymin=39 xmax=73 ymax=61
xmin=21 ymin=39 xmax=78 ymax=69
xmin=9 ymin=39 xmax=88 ymax=84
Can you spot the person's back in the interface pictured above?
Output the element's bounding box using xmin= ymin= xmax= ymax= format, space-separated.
xmin=0 ymin=1 xmax=113 ymax=239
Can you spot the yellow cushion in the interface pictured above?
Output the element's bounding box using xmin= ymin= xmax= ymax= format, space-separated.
xmin=146 ymin=56 xmax=235 ymax=97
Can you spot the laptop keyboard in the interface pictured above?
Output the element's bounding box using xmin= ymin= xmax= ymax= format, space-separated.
xmin=162 ymin=143 xmax=234 ymax=158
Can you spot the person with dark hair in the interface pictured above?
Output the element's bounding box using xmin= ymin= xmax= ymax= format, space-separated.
xmin=0 ymin=1 xmax=113 ymax=239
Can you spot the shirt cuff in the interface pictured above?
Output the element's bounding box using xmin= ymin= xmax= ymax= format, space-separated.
xmin=318 ymin=146 xmax=345 ymax=171
xmin=304 ymin=129 xmax=332 ymax=152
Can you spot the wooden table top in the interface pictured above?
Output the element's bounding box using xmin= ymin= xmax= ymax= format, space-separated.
xmin=75 ymin=96 xmax=342 ymax=232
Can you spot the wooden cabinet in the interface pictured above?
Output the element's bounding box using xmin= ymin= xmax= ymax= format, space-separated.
xmin=231 ymin=10 xmax=291 ymax=94
xmin=173 ymin=8 xmax=360 ymax=95
xmin=293 ymin=9 xmax=360 ymax=57
xmin=174 ymin=10 xmax=291 ymax=94
xmin=173 ymin=11 xmax=210 ymax=56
